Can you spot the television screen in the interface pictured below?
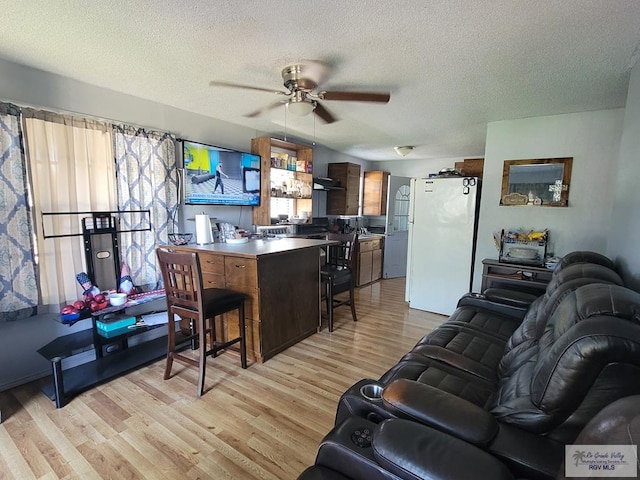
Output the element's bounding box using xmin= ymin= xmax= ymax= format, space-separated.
xmin=183 ymin=140 xmax=261 ymax=206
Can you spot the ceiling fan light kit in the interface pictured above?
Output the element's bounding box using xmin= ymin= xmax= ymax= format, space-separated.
xmin=287 ymin=90 xmax=316 ymax=116
xmin=209 ymin=61 xmax=390 ymax=124
xmin=394 ymin=146 xmax=414 ymax=157
xmin=287 ymin=100 xmax=316 ymax=116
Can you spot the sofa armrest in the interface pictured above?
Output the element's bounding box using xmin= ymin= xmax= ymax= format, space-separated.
xmin=381 ymin=379 xmax=498 ymax=446
xmin=373 ymin=419 xmax=513 ymax=480
xmin=457 ymin=292 xmax=532 ymax=319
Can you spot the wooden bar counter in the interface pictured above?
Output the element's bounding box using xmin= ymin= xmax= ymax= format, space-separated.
xmin=171 ymin=238 xmax=332 ymax=363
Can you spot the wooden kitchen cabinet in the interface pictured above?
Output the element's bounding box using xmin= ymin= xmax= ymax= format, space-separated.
xmin=251 ymin=136 xmax=313 ymax=226
xmin=454 ymin=158 xmax=484 ymax=178
xmin=363 ymin=171 xmax=390 ymax=216
xmin=175 ymin=240 xmax=326 ymax=363
xmin=372 ymin=248 xmax=383 ymax=281
xmin=327 ymin=162 xmax=361 ymax=215
xmin=358 ymin=249 xmax=373 ymax=286
xmin=356 ymin=236 xmax=384 ymax=286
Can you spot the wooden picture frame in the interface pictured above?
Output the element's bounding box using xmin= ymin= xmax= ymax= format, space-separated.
xmin=500 ymin=157 xmax=573 ymax=207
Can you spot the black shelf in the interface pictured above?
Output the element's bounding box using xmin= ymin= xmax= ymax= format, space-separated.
xmin=37 ymin=322 xmax=164 ymax=361
xmin=37 ymin=328 xmax=95 ymax=360
xmin=38 ymin=296 xmax=173 ymax=408
xmin=41 ymin=335 xmax=167 ymax=400
xmin=40 ymin=332 xmax=190 ymax=406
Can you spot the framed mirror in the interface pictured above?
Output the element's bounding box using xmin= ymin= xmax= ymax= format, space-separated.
xmin=500 ymin=157 xmax=573 ymax=207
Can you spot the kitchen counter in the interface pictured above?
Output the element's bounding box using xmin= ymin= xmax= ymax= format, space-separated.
xmin=180 ymin=237 xmax=332 ymax=257
xmin=171 ymin=238 xmax=334 ymax=362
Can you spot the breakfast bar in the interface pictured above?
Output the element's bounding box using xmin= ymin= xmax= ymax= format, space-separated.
xmin=172 ymin=237 xmax=333 ymax=363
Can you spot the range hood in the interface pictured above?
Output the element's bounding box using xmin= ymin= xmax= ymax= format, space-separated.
xmin=313 ymin=177 xmax=345 ymax=191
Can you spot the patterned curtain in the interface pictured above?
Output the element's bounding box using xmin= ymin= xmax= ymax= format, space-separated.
xmin=114 ymin=126 xmax=177 ymax=290
xmin=0 ymin=103 xmax=37 ymax=321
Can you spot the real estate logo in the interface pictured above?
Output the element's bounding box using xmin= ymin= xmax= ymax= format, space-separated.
xmin=565 ymin=445 xmax=637 ymax=477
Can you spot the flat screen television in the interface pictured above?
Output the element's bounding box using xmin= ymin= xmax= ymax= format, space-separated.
xmin=182 ymin=140 xmax=261 ymax=206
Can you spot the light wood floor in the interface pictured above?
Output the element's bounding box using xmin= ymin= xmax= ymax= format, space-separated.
xmin=0 ymin=278 xmax=444 ymax=480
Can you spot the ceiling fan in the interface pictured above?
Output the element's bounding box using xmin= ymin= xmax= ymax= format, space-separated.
xmin=209 ymin=61 xmax=390 ymax=124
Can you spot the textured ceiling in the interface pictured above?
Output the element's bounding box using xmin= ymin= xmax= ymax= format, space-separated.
xmin=1 ymin=0 xmax=639 ymax=161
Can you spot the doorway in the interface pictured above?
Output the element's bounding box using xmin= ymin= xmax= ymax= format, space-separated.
xmin=383 ymin=176 xmax=411 ymax=278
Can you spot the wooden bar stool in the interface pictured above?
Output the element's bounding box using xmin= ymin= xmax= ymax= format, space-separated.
xmin=156 ymin=247 xmax=247 ymax=396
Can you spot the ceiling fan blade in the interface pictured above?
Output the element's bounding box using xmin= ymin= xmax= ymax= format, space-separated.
xmin=314 ymin=102 xmax=337 ymax=124
xmin=244 ymin=101 xmax=286 ymax=118
xmin=321 ymin=91 xmax=390 ymax=103
xmin=209 ymin=80 xmax=288 ymax=95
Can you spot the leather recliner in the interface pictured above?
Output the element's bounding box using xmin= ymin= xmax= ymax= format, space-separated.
xmin=381 ymin=284 xmax=640 ymax=438
xmin=336 ymin=263 xmax=626 ymax=422
xmin=322 ymin=252 xmax=640 ymax=479
xmin=298 ymin=394 xmax=640 ymax=480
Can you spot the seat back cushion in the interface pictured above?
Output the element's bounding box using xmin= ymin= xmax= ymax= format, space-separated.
xmin=498 ymin=264 xmax=624 ymax=378
xmin=554 ymin=251 xmax=616 ymax=273
xmin=492 ymin=284 xmax=640 ymax=442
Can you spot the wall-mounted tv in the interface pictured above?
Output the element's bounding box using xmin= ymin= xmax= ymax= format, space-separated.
xmin=182 ymin=140 xmax=261 ymax=206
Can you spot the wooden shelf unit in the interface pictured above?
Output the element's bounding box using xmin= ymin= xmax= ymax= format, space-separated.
xmin=251 ymin=137 xmax=313 ymax=226
xmin=481 ymin=258 xmax=553 ymax=295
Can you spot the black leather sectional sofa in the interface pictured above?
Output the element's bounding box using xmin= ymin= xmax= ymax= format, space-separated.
xmin=298 ymin=252 xmax=640 ymax=480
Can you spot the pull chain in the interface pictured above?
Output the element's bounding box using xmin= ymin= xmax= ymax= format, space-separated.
xmin=284 ymin=105 xmax=288 ymax=142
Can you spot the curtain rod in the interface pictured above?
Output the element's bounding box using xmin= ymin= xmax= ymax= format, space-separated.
xmin=0 ymin=97 xmax=173 ymax=136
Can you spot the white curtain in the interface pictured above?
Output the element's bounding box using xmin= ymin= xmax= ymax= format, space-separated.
xmin=22 ymin=109 xmax=116 ymax=306
xmin=113 ymin=126 xmax=177 ymax=290
xmin=0 ymin=103 xmax=38 ymax=320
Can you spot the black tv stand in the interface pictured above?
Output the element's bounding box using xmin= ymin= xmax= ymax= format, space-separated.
xmin=37 ymin=298 xmax=187 ymax=408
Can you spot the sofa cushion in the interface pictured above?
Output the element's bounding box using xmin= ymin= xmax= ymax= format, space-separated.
xmin=379 ymin=355 xmax=496 ymax=409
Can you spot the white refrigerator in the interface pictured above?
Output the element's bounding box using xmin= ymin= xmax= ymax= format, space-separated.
xmin=405 ymin=176 xmax=481 ymax=316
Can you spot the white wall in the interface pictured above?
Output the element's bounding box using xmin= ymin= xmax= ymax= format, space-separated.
xmin=473 ymin=109 xmax=624 ymax=290
xmin=372 ymin=157 xmax=466 ymax=178
xmin=608 ymin=63 xmax=640 ymax=290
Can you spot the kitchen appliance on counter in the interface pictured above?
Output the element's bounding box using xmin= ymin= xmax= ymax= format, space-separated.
xmin=406 ymin=176 xmax=481 ymax=316
xmin=255 ymin=217 xmax=330 ymax=239
xmin=255 ymin=224 xmax=295 ymax=237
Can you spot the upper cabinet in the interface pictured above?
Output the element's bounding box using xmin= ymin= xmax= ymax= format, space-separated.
xmin=327 ymin=162 xmax=361 ymax=215
xmin=251 ymin=137 xmax=313 ymax=226
xmin=363 ymin=171 xmax=390 ymax=216
xmin=454 ymin=158 xmax=484 ymax=178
